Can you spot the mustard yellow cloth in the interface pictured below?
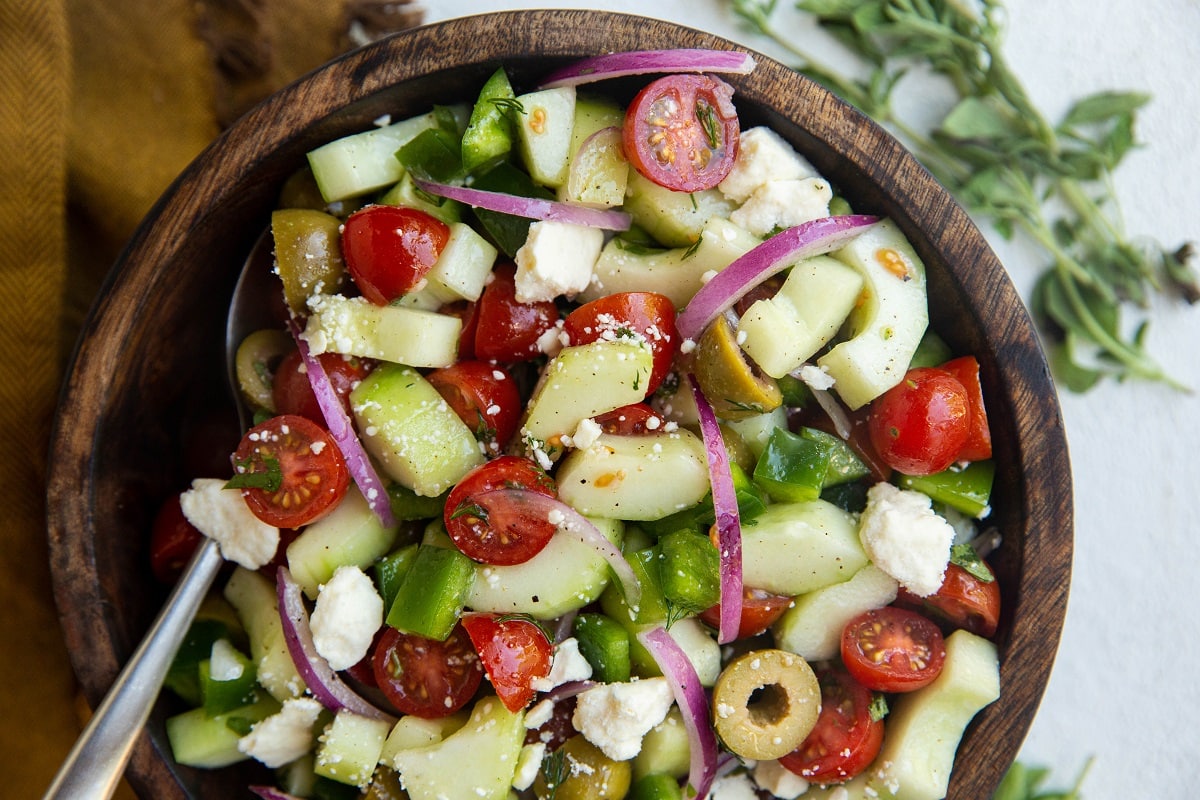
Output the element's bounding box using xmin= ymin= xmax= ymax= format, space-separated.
xmin=0 ymin=1 xmax=420 ymax=795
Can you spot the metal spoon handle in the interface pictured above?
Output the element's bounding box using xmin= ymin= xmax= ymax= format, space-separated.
xmin=43 ymin=538 xmax=224 ymax=800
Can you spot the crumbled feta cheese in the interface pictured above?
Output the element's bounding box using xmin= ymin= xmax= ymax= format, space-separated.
xmin=753 ymin=759 xmax=810 ymax=799
xmin=709 ymin=771 xmax=761 ymax=800
xmin=209 ymin=638 xmax=245 ymax=682
xmin=730 ymin=177 xmax=833 ymax=238
xmin=524 ymin=698 xmax=555 ymax=729
xmin=309 ymin=565 xmax=384 ymax=671
xmin=178 ymin=478 xmax=279 ymax=569
xmin=858 ymin=482 xmax=954 ymax=597
xmin=237 ymin=697 xmax=323 ymax=768
xmin=514 ymin=220 xmax=604 ymax=303
xmin=571 ymin=677 xmax=674 ymax=761
xmin=572 ymin=417 xmax=603 ymax=450
xmin=718 ymin=127 xmax=820 ymax=203
xmin=796 ymin=363 xmax=836 ymax=391
xmin=512 ymin=742 xmax=546 ymax=791
xmin=531 ymin=637 xmax=593 ymax=692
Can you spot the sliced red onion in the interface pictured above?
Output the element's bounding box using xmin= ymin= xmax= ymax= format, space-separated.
xmin=411 ymin=177 xmax=631 ymax=231
xmin=249 ymin=788 xmax=305 ymax=800
xmin=807 ymin=384 xmax=853 ymax=440
xmin=675 ymin=215 xmax=879 ymax=342
xmin=687 ymin=375 xmax=742 ymax=645
xmin=553 ymin=608 xmax=580 ymax=643
xmin=288 ymin=319 xmax=395 ymax=528
xmin=544 ymin=679 xmax=597 ymax=703
xmin=275 ymin=566 xmax=397 ymax=724
xmin=637 ymin=627 xmax=718 ymax=800
xmin=475 ymin=489 xmax=641 ymax=609
xmin=540 ymin=48 xmax=757 ymax=88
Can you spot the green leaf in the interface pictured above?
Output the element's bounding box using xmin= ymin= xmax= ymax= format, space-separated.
xmin=225 ymin=456 xmax=282 ymax=492
xmin=1062 ymin=90 xmax=1150 ymax=126
xmin=939 ymin=96 xmax=1020 ymax=142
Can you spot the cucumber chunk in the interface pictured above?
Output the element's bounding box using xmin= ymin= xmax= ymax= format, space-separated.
xmin=314 ymin=709 xmax=391 ymax=788
xmin=514 ymin=86 xmax=576 ymax=188
xmin=165 ymin=692 xmax=280 ymax=768
xmin=623 ymin=169 xmax=737 ymax=247
xmin=303 ymin=294 xmax=461 ymax=368
xmin=379 ymin=710 xmax=469 ymax=766
xmin=632 ymin=707 xmax=690 ymax=781
xmin=286 ymin=485 xmax=400 ymax=599
xmin=308 ymin=110 xmax=451 ymax=202
xmin=773 ymin=564 xmax=899 ymax=660
xmin=740 ymin=499 xmax=869 ymax=596
xmin=223 ymin=567 xmax=306 ymax=702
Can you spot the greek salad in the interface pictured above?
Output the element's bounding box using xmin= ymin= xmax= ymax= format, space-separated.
xmin=153 ymin=48 xmax=1005 ymax=800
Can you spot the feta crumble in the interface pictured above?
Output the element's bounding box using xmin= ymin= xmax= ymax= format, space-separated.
xmin=531 ymin=637 xmax=593 ymax=692
xmin=571 ymin=677 xmax=674 ymax=761
xmin=858 ymin=482 xmax=954 ymax=597
xmin=179 ymin=478 xmax=279 ymax=569
xmin=514 ymin=220 xmax=604 ymax=303
xmin=237 ymin=697 xmax=323 ymax=768
xmin=309 ymin=565 xmax=384 ymax=671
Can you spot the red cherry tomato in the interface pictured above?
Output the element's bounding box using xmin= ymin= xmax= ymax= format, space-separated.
xmin=473 ymin=263 xmax=559 ymax=362
xmin=938 ymin=356 xmax=992 ymax=462
xmin=896 ymin=562 xmax=1001 ymax=638
xmin=342 ymin=205 xmax=450 ymax=305
xmin=427 ymin=360 xmax=522 ymax=455
xmin=563 ymin=292 xmax=679 ymax=396
xmin=460 ymin=613 xmax=553 ymax=713
xmin=779 ymin=663 xmax=885 ymax=784
xmin=592 ymin=403 xmax=667 ymax=436
xmin=272 ymin=349 xmax=372 ymax=426
xmin=148 ymin=494 xmax=204 ymax=584
xmin=444 ymin=456 xmax=558 ymax=566
xmin=867 ymin=367 xmax=970 ymax=476
xmin=371 ymin=625 xmax=483 ymax=718
xmin=623 ymin=74 xmax=740 ymax=192
xmin=840 ymin=606 xmax=947 ymax=693
xmin=698 ymin=587 xmax=793 ymax=639
xmin=230 ymin=414 xmax=350 ymax=528
xmin=441 ymin=300 xmax=479 ymax=361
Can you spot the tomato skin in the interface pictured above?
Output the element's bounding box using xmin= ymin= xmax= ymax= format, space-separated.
xmin=563 ymin=292 xmax=679 ymax=396
xmin=427 ymin=360 xmax=522 ymax=455
xmin=473 ymin=263 xmax=558 ymax=362
xmin=938 ymin=356 xmax=992 ymax=462
xmin=867 ymin=367 xmax=970 ymax=476
xmin=623 ymin=74 xmax=740 ymax=192
xmin=441 ymin=300 xmax=479 ymax=361
xmin=272 ymin=349 xmax=372 ymax=426
xmin=460 ymin=613 xmax=553 ymax=713
xmin=342 ymin=205 xmax=450 ymax=305
xmin=699 ymin=587 xmax=793 ymax=639
xmin=779 ymin=663 xmax=885 ymax=784
xmin=443 ymin=456 xmax=558 ymax=566
xmin=896 ymin=562 xmax=1001 ymax=638
xmin=371 ymin=625 xmax=483 ymax=718
xmin=149 ymin=494 xmax=205 ymax=584
xmin=840 ymin=606 xmax=946 ymax=693
xmin=592 ymin=403 xmax=667 ymax=436
xmin=230 ymin=414 xmax=350 ymax=528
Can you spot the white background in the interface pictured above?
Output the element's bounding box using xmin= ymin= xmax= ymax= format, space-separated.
xmin=424 ymin=1 xmax=1200 ymax=796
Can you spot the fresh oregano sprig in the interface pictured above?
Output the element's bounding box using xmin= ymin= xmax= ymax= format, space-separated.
xmin=993 ymin=757 xmax=1093 ymax=800
xmin=731 ymin=0 xmax=1197 ymax=392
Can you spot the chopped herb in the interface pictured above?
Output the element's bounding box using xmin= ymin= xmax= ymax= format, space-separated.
xmin=868 ymin=692 xmax=889 ymax=722
xmin=225 ymin=456 xmax=282 ymax=492
xmin=449 ymin=500 xmax=487 ymax=523
xmin=682 ymin=235 xmax=704 ymax=260
xmin=696 ymin=98 xmax=722 ymax=149
xmin=950 ymin=542 xmax=995 ymax=582
xmin=993 ymin=756 xmax=1093 ymax=800
xmin=538 ymin=747 xmax=568 ymax=800
xmin=490 ymin=96 xmax=526 ymax=120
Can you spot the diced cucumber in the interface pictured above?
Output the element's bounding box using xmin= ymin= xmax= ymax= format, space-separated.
xmin=556 ymin=430 xmax=711 ymax=521
xmin=724 ymin=406 xmax=788 ymax=460
xmin=569 ymin=93 xmax=625 ymax=153
xmin=521 ymin=340 xmax=653 ymax=459
xmin=314 ymin=709 xmax=391 ymax=788
xmin=379 ymin=710 xmax=469 ymax=766
xmin=378 ymin=171 xmax=464 ymax=223
xmin=421 ymin=221 xmax=499 ymax=304
xmin=165 ymin=692 xmax=280 ymax=768
xmin=630 ymin=773 xmax=685 ymax=800
xmin=223 ymin=567 xmax=306 ymax=702
xmin=461 ymin=67 xmax=518 ymax=174
xmin=467 ymin=517 xmax=624 ymax=620
xmin=623 ymin=169 xmax=737 ymax=247
xmin=738 ymin=254 xmax=865 ymax=378
xmin=391 ymin=696 xmax=526 ymax=800
xmin=580 ymin=217 xmax=760 ymax=309
xmin=351 ymin=364 xmax=485 ymax=497
xmin=560 ymin=126 xmax=629 ymax=208
xmin=627 ymin=617 xmax=721 ymax=687
xmin=817 ymin=220 xmax=930 ymax=409
xmin=514 ymin=86 xmax=576 ymax=188
xmin=740 ymin=499 xmax=869 ymax=596
xmin=308 ymin=110 xmax=448 ymax=202
xmin=286 ymin=485 xmax=400 ymax=599
xmin=303 ymin=294 xmax=461 ymax=368
xmin=385 ymin=544 xmax=475 ymax=640
xmin=773 ymin=564 xmax=899 ymax=660
xmin=632 ymin=707 xmax=690 ymax=781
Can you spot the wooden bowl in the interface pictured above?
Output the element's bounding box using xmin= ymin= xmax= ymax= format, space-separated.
xmin=46 ymin=10 xmax=1072 ymax=799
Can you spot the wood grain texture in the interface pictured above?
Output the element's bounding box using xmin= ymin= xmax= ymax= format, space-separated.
xmin=45 ymin=11 xmax=1072 ymax=799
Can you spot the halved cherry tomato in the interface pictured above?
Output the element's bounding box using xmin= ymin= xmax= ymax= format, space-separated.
xmin=427 ymin=360 xmax=522 ymax=455
xmin=779 ymin=663 xmax=884 ymax=784
xmin=473 ymin=263 xmax=559 ymax=362
xmin=441 ymin=300 xmax=479 ymax=361
xmin=345 ymin=629 xmax=385 ymax=689
xmin=938 ymin=356 xmax=992 ymax=462
xmin=461 ymin=613 xmax=553 ymax=713
xmin=623 ymin=74 xmax=740 ymax=192
xmin=272 ymin=349 xmax=372 ymax=426
xmin=342 ymin=205 xmax=450 ymax=305
xmin=840 ymin=606 xmax=946 ymax=693
xmin=230 ymin=414 xmax=350 ymax=528
xmin=592 ymin=403 xmax=666 ymax=436
xmin=867 ymin=367 xmax=970 ymax=476
xmin=443 ymin=456 xmax=558 ymax=565
xmin=371 ymin=625 xmax=482 ymax=718
xmin=698 ymin=587 xmax=793 ymax=639
xmin=563 ymin=292 xmax=678 ymax=396
xmin=149 ymin=494 xmax=204 ymax=584
xmin=896 ymin=562 xmax=1001 ymax=638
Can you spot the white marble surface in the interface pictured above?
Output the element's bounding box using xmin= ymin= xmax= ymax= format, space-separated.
xmin=423 ymin=2 xmax=1200 ymax=796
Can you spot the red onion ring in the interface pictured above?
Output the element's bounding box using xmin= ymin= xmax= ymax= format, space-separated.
xmin=539 ymin=48 xmax=757 ymax=89
xmin=249 ymin=788 xmax=305 ymax=800
xmin=411 ymin=177 xmax=631 ymax=231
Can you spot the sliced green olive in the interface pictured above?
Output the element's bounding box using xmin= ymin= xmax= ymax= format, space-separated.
xmin=276 ymin=166 xmax=329 ymax=212
xmin=711 ymin=648 xmax=820 ymax=760
xmin=270 ymin=207 xmax=347 ymax=314
xmin=234 ymin=328 xmax=292 ymax=414
xmin=692 ymin=315 xmax=782 ymax=421
xmin=535 ymin=735 xmax=632 ymax=800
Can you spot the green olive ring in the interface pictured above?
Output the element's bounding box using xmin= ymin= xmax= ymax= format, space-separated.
xmin=711 ymin=648 xmax=821 ymax=760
